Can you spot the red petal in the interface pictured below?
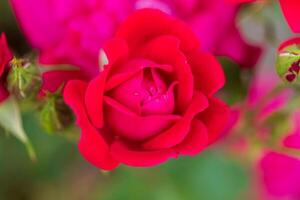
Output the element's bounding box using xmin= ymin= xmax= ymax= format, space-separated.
xmin=104 ymin=96 xmax=181 ymax=141
xmin=0 ymin=84 xmax=9 ymax=103
xmin=278 ymin=37 xmax=300 ymax=52
xmin=143 ymin=92 xmax=208 ymax=149
xmin=0 ymin=33 xmax=12 ymax=76
xmin=175 ymin=119 xmax=208 ymax=156
xmin=197 ymin=97 xmax=230 ymax=144
xmin=142 ymin=35 xmax=194 ymax=111
xmin=39 ymin=70 xmax=88 ymax=96
xmin=84 ymin=69 xmax=109 ymax=128
xmin=116 ymin=9 xmax=172 ymax=51
xmin=279 ymin=0 xmax=300 ymax=33
xmin=103 ymin=38 xmax=129 ymax=66
xmin=187 ymin=50 xmax=225 ymax=96
xmin=111 ymin=140 xmax=176 ymax=167
xmin=63 ymin=80 xmax=119 ymax=170
xmin=116 ymin=9 xmax=199 ymax=53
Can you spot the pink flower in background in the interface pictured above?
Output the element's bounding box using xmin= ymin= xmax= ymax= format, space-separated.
xmin=136 ymin=0 xmax=262 ymax=68
xmin=10 ymin=0 xmax=133 ymax=78
xmin=10 ymin=0 xmax=261 ymax=94
xmin=259 ymin=111 xmax=300 ymax=200
xmin=0 ymin=33 xmax=13 ymax=102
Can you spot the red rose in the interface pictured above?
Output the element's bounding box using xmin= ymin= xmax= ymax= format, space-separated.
xmin=0 ymin=33 xmax=13 ymax=102
xmin=64 ymin=9 xmax=229 ymax=170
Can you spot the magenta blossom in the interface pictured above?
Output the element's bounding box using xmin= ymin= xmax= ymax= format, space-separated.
xmin=10 ymin=0 xmax=261 ymax=93
xmin=136 ymin=0 xmax=262 ymax=68
xmin=259 ymin=111 xmax=300 ymax=200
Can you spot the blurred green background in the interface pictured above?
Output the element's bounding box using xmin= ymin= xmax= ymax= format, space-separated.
xmin=0 ymin=112 xmax=249 ymax=200
xmin=1 ymin=0 xmax=287 ymax=199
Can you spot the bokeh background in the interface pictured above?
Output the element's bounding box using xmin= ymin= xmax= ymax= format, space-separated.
xmin=0 ymin=0 xmax=293 ymax=199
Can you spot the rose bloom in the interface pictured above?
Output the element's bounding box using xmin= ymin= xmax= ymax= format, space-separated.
xmin=64 ymin=9 xmax=229 ymax=170
xmin=0 ymin=33 xmax=13 ymax=102
xmin=10 ymin=0 xmax=261 ymax=93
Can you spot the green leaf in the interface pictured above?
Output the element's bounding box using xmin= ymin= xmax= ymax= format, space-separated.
xmin=0 ymin=96 xmax=36 ymax=160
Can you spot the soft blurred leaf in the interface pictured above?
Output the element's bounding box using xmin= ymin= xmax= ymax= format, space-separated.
xmin=0 ymin=96 xmax=35 ymax=160
xmin=218 ymin=57 xmax=251 ymax=105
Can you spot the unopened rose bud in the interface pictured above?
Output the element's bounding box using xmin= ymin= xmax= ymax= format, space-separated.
xmin=40 ymin=93 xmax=74 ymax=133
xmin=8 ymin=57 xmax=41 ymax=99
xmin=276 ymin=38 xmax=300 ymax=83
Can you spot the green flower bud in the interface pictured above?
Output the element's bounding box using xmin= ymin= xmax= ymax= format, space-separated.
xmin=276 ymin=43 xmax=300 ymax=83
xmin=40 ymin=92 xmax=74 ymax=133
xmin=8 ymin=57 xmax=41 ymax=99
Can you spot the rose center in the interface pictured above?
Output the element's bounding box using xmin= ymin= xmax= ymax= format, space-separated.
xmin=110 ymin=67 xmax=175 ymax=116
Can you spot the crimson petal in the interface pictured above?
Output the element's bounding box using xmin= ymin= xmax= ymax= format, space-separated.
xmin=175 ymin=119 xmax=208 ymax=156
xmin=111 ymin=140 xmax=176 ymax=167
xmin=64 ymin=80 xmax=119 ymax=170
xmin=143 ymin=92 xmax=208 ymax=149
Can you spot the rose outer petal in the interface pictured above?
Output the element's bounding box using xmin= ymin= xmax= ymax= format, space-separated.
xmin=104 ymin=96 xmax=181 ymax=141
xmin=64 ymin=80 xmax=119 ymax=170
xmin=187 ymin=49 xmax=225 ymax=96
xmin=0 ymin=33 xmax=13 ymax=76
xmin=85 ymin=68 xmax=110 ymax=128
xmin=116 ymin=9 xmax=199 ymax=53
xmin=143 ymin=91 xmax=209 ymax=149
xmin=279 ymin=0 xmax=300 ymax=33
xmin=197 ymin=97 xmax=230 ymax=144
xmin=111 ymin=140 xmax=177 ymax=167
xmin=39 ymin=70 xmax=88 ymax=96
xmin=174 ymin=119 xmax=208 ymax=156
xmin=0 ymin=84 xmax=9 ymax=103
xmin=278 ymin=37 xmax=300 ymax=52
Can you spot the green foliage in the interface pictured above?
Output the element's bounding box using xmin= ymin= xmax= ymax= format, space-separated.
xmin=218 ymin=57 xmax=251 ymax=105
xmin=95 ymin=151 xmax=249 ymax=200
xmin=0 ymin=96 xmax=35 ymax=160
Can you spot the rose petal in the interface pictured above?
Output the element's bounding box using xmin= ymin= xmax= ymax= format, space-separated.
xmin=39 ymin=69 xmax=88 ymax=96
xmin=111 ymin=140 xmax=176 ymax=167
xmin=260 ymin=152 xmax=300 ymax=197
xmin=106 ymin=59 xmax=172 ymax=91
xmin=279 ymin=0 xmax=300 ymax=33
xmin=0 ymin=84 xmax=9 ymax=103
xmin=175 ymin=119 xmax=208 ymax=156
xmin=116 ymin=8 xmax=199 ymax=53
xmin=103 ymin=38 xmax=129 ymax=66
xmin=142 ymin=35 xmax=194 ymax=111
xmin=187 ymin=49 xmax=225 ymax=96
xmin=197 ymin=97 xmax=230 ymax=144
xmin=0 ymin=33 xmax=13 ymax=76
xmin=85 ymin=69 xmax=110 ymax=128
xmin=278 ymin=37 xmax=300 ymax=52
xmin=63 ymin=80 xmax=119 ymax=170
xmin=104 ymin=96 xmax=181 ymax=141
xmin=143 ymin=91 xmax=208 ymax=149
